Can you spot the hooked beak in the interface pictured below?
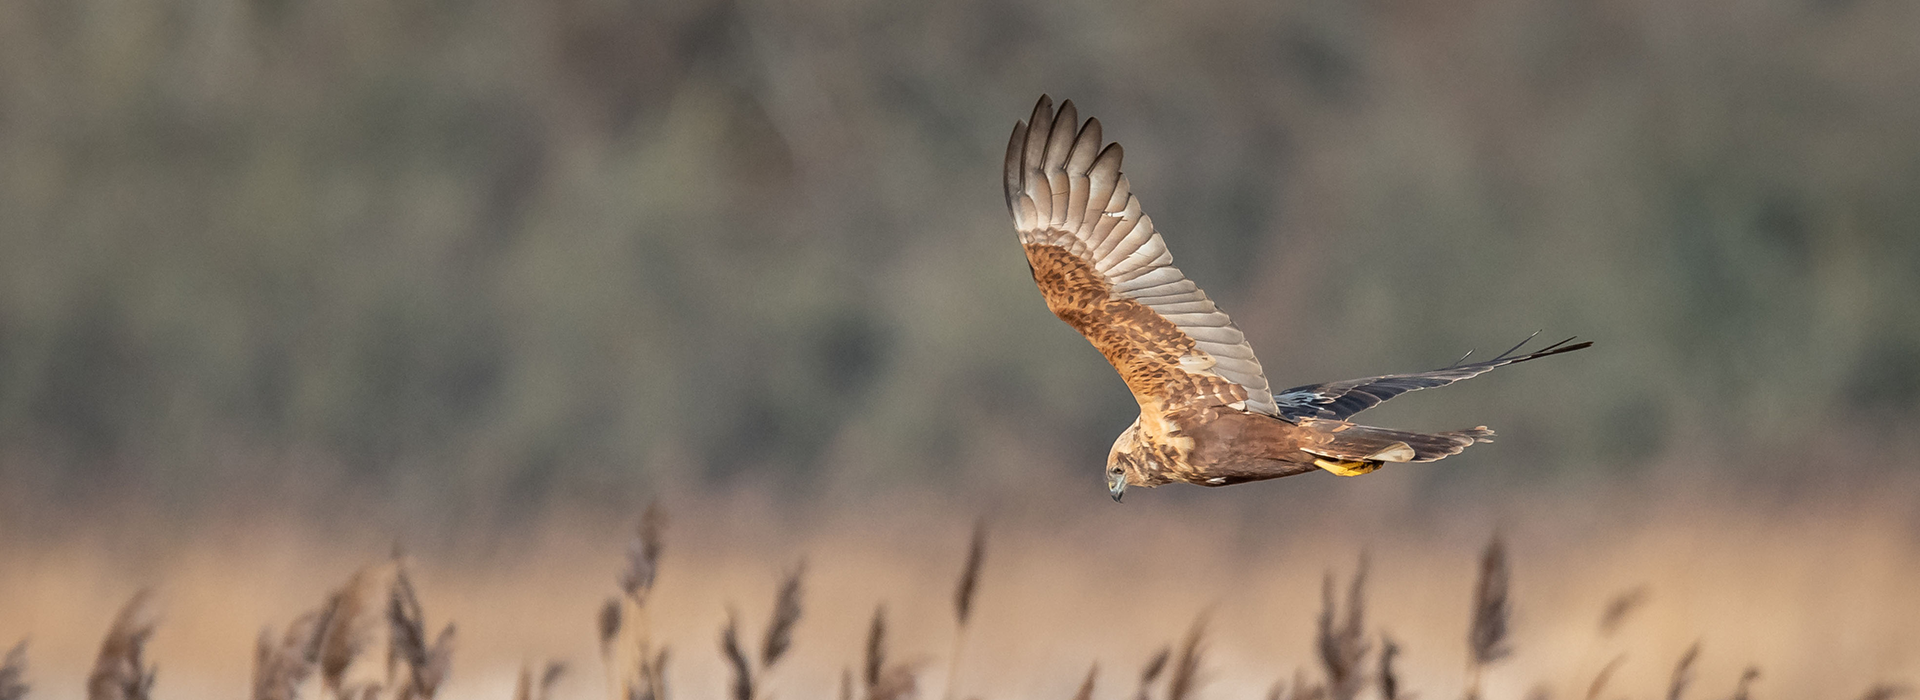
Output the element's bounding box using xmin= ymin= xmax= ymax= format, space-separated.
xmin=1107 ymin=471 xmax=1126 ymax=503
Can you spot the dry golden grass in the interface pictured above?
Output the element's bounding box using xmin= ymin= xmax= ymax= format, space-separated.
xmin=2 ymin=474 xmax=1918 ymax=700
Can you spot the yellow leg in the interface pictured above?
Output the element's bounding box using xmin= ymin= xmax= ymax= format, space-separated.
xmin=1313 ymin=457 xmax=1382 ymax=477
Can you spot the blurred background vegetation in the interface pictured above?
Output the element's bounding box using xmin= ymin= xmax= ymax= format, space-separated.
xmin=1 ymin=0 xmax=1917 ymax=522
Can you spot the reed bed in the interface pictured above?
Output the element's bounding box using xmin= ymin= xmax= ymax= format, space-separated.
xmin=0 ymin=503 xmax=1913 ymax=700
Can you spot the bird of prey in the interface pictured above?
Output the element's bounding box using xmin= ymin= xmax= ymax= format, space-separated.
xmin=1002 ymin=96 xmax=1590 ymax=501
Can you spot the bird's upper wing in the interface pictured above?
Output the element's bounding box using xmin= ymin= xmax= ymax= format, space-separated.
xmin=1004 ymin=96 xmax=1278 ymax=416
xmin=1273 ymin=335 xmax=1592 ymax=421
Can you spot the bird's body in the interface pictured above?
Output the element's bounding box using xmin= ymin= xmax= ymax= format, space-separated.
xmin=1003 ymin=96 xmax=1589 ymax=500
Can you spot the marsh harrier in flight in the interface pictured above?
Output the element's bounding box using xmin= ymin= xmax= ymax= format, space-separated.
xmin=1003 ymin=96 xmax=1590 ymax=501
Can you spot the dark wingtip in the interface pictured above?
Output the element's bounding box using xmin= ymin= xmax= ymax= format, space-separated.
xmin=1517 ymin=337 xmax=1593 ymax=362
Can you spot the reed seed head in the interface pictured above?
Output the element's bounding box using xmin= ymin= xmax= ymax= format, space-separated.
xmin=954 ymin=521 xmax=988 ymax=628
xmin=761 ymin=562 xmax=805 ymax=669
xmin=1468 ymin=534 xmax=1512 ymax=667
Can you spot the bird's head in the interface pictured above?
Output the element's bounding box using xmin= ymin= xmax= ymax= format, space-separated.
xmin=1105 ymin=418 xmax=1148 ymax=502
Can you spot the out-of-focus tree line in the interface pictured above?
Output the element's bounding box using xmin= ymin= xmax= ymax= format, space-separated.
xmin=1 ymin=0 xmax=1916 ymax=511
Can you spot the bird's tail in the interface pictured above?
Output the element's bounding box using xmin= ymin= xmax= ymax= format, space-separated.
xmin=1298 ymin=420 xmax=1494 ymax=475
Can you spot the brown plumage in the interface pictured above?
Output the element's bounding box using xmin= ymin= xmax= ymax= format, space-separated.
xmin=1003 ymin=95 xmax=1591 ymax=500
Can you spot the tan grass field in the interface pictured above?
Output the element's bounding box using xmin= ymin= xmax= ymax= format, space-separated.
xmin=3 ymin=465 xmax=1918 ymax=700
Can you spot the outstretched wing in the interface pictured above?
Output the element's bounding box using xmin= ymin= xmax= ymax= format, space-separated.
xmin=1274 ymin=334 xmax=1592 ymax=421
xmin=1004 ymin=96 xmax=1278 ymax=416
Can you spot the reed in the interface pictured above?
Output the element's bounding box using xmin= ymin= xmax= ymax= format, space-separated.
xmin=1729 ymin=667 xmax=1759 ymax=700
xmin=1268 ymin=668 xmax=1326 ymax=700
xmin=1070 ymin=664 xmax=1097 ymax=700
xmin=720 ymin=610 xmax=753 ymax=700
xmin=1166 ymin=617 xmax=1207 ymax=700
xmin=318 ymin=563 xmax=392 ymax=695
xmin=1582 ymin=655 xmax=1625 ymax=700
xmin=389 ymin=567 xmax=456 ymax=700
xmin=1596 ymin=587 xmax=1650 ymax=638
xmin=250 ymin=601 xmax=336 ymax=700
xmin=21 ymin=516 xmax=1914 ymax=700
xmin=86 ymin=590 xmax=157 ymax=700
xmin=0 ymin=640 xmax=27 ymax=700
xmin=715 ymin=561 xmax=806 ymax=700
xmin=1664 ymin=642 xmax=1699 ymax=700
xmin=511 ymin=662 xmax=565 ymax=700
xmin=268 ymin=560 xmax=456 ymax=700
xmin=1377 ymin=635 xmax=1401 ymax=700
xmin=762 ymin=563 xmax=805 ymax=670
xmin=1133 ymin=646 xmax=1169 ymax=700
xmin=606 ymin=503 xmax=670 ymax=700
xmin=865 ymin=605 xmax=887 ymax=695
xmin=1317 ymin=557 xmax=1369 ymax=700
xmin=1464 ymin=534 xmax=1511 ymax=700
xmin=943 ymin=521 xmax=988 ymax=700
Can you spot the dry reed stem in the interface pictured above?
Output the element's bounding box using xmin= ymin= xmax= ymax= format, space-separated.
xmin=87 ymin=589 xmax=158 ymax=700
xmin=652 ymin=648 xmax=672 ymax=700
xmin=297 ymin=559 xmax=455 ymax=700
xmin=952 ymin=521 xmax=987 ymax=627
xmin=762 ymin=563 xmax=805 ymax=669
xmin=512 ymin=667 xmax=532 ymax=700
xmin=1134 ymin=647 xmax=1170 ymax=700
xmin=870 ymin=664 xmax=919 ymax=700
xmin=1729 ymin=667 xmax=1759 ymax=700
xmin=599 ymin=600 xmax=623 ymax=658
xmin=1465 ymin=534 xmax=1511 ymax=700
xmin=860 ymin=604 xmax=917 ymax=700
xmin=1665 ymin=642 xmax=1699 ymax=700
xmin=606 ymin=594 xmax=657 ymax=700
xmin=0 ymin=641 xmax=28 ymax=700
xmin=321 ymin=563 xmax=397 ymax=694
xmin=388 ymin=567 xmax=455 ymax=700
xmin=607 ymin=507 xmax=669 ymax=700
xmin=250 ymin=601 xmax=337 ymax=700
xmin=1596 ymin=587 xmax=1649 ymax=638
xmin=1166 ymin=616 xmax=1207 ymax=700
xmin=1272 ymin=669 xmax=1326 ymax=700
xmin=865 ymin=606 xmax=888 ymax=693
xmin=720 ymin=610 xmax=753 ymax=700
xmin=1317 ymin=557 xmax=1369 ymax=700
xmin=622 ymin=503 xmax=667 ymax=598
xmin=943 ymin=522 xmax=987 ymax=700
xmin=718 ymin=562 xmax=806 ymax=700
xmin=1378 ymin=635 xmax=1401 ymax=700
xmin=1071 ymin=664 xmax=1097 ymax=700
xmin=512 ymin=662 xmax=565 ymax=700
xmin=1582 ymin=655 xmax=1625 ymax=700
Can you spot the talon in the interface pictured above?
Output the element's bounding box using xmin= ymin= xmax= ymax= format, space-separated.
xmin=1314 ymin=457 xmax=1383 ymax=477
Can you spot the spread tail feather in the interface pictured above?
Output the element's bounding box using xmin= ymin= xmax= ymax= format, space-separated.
xmin=1301 ymin=420 xmax=1495 ymax=465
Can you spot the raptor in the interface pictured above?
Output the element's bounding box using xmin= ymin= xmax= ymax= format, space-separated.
xmin=1003 ymin=96 xmax=1590 ymax=501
